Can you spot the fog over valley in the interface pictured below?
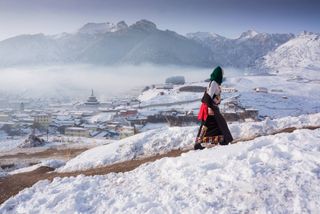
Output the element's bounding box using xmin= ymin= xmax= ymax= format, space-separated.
xmin=0 ymin=64 xmax=212 ymax=101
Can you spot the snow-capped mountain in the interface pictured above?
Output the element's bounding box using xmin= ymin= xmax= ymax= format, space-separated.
xmin=74 ymin=20 xmax=214 ymax=66
xmin=0 ymin=34 xmax=63 ymax=66
xmin=186 ymin=32 xmax=233 ymax=67
xmin=238 ymin=29 xmax=259 ymax=40
xmin=0 ymin=20 xmax=215 ymax=67
xmin=186 ymin=32 xmax=225 ymax=41
xmin=187 ymin=30 xmax=294 ymax=68
xmin=258 ymin=32 xmax=320 ymax=74
xmin=0 ymin=21 xmax=318 ymax=70
xmin=77 ymin=21 xmax=128 ymax=34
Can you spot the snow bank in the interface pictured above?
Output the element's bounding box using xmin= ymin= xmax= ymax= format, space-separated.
xmin=57 ymin=113 xmax=320 ymax=173
xmin=2 ymin=128 xmax=320 ymax=213
xmin=230 ymin=112 xmax=320 ymax=140
xmin=8 ymin=160 xmax=65 ymax=175
xmin=57 ymin=126 xmax=196 ymax=172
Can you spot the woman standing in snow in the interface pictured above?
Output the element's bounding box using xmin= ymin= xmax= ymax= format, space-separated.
xmin=194 ymin=66 xmax=233 ymax=150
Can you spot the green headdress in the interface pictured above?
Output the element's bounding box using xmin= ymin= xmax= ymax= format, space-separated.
xmin=210 ymin=66 xmax=223 ymax=85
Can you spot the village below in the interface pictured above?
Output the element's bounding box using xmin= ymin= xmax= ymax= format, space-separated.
xmin=0 ymin=76 xmax=258 ymax=140
xmin=0 ymin=75 xmax=252 ymax=162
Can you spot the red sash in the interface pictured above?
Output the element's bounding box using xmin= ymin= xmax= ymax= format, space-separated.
xmin=198 ymin=103 xmax=208 ymax=121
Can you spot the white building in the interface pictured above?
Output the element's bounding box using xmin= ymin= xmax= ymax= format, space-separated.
xmin=221 ymin=87 xmax=238 ymax=93
xmin=254 ymin=87 xmax=268 ymax=93
xmin=33 ymin=114 xmax=51 ymax=128
xmin=65 ymin=127 xmax=90 ymax=138
xmin=155 ymin=84 xmax=174 ymax=90
xmin=0 ymin=114 xmax=9 ymax=122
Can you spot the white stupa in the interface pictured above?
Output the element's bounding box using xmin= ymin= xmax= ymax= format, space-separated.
xmin=85 ymin=89 xmax=100 ymax=106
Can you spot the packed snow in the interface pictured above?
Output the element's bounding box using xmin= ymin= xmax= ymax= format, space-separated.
xmin=57 ymin=113 xmax=320 ymax=173
xmin=1 ymin=128 xmax=319 ymax=213
xmin=57 ymin=126 xmax=196 ymax=173
xmin=8 ymin=159 xmax=65 ymax=176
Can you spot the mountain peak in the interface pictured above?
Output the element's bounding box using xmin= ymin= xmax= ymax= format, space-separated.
xmin=298 ymin=31 xmax=319 ymax=37
xmin=186 ymin=32 xmax=224 ymax=40
xmin=130 ymin=19 xmax=157 ymax=31
xmin=239 ymin=30 xmax=259 ymax=39
xmin=78 ymin=22 xmax=128 ymax=34
xmin=116 ymin=21 xmax=128 ymax=30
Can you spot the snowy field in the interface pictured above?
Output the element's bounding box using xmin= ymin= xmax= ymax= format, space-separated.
xmin=57 ymin=113 xmax=320 ymax=173
xmin=138 ymin=83 xmax=204 ymax=105
xmin=0 ymin=137 xmax=25 ymax=153
xmin=138 ymin=72 xmax=320 ymax=118
xmin=1 ymin=127 xmax=319 ymax=213
xmin=229 ymin=74 xmax=320 ymax=118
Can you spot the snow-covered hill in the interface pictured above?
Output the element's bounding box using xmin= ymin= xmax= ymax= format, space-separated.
xmin=1 ymin=127 xmax=319 ymax=213
xmin=138 ymin=83 xmax=204 ymax=105
xmin=56 ymin=113 xmax=320 ymax=173
xmin=258 ymin=32 xmax=320 ymax=75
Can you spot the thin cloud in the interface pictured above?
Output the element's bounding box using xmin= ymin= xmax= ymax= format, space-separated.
xmin=0 ymin=64 xmax=211 ymax=100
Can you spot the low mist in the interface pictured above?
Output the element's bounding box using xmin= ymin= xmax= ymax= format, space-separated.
xmin=0 ymin=64 xmax=220 ymax=101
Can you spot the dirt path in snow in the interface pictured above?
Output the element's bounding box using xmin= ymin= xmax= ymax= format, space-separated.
xmin=0 ymin=147 xmax=89 ymax=168
xmin=1 ymin=125 xmax=319 ymax=205
xmin=0 ymin=149 xmax=186 ymax=205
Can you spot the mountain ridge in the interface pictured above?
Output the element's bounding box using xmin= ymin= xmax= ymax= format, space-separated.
xmin=0 ymin=20 xmax=216 ymax=67
xmin=0 ymin=20 xmax=318 ymax=69
xmin=187 ymin=30 xmax=295 ymax=69
xmin=256 ymin=31 xmax=320 ymax=73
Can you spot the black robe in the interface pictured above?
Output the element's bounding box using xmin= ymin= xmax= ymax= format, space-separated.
xmin=197 ymin=91 xmax=233 ymax=144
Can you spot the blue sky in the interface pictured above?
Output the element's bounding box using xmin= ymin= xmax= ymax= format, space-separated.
xmin=0 ymin=0 xmax=319 ymax=40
